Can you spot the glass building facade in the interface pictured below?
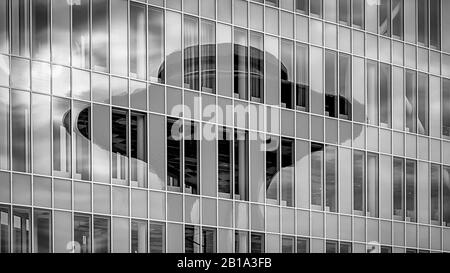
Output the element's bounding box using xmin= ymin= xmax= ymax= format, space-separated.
xmin=0 ymin=0 xmax=450 ymax=253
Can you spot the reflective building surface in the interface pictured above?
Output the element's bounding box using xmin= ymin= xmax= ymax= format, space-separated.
xmin=1 ymin=0 xmax=450 ymax=253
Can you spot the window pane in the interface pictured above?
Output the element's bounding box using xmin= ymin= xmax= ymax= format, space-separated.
xmin=110 ymin=0 xmax=128 ymax=76
xmin=266 ymin=35 xmax=279 ymax=105
xmin=167 ymin=118 xmax=182 ymax=191
xmin=311 ymin=143 xmax=323 ymax=209
xmin=0 ymin=89 xmax=9 ymax=170
xmin=11 ymin=90 xmax=30 ymax=173
xmin=113 ymin=217 xmax=129 ymax=253
xmin=339 ymin=53 xmax=351 ymax=120
xmin=184 ymin=121 xmax=199 ymax=194
xmin=184 ymin=16 xmax=199 ymax=90
xmin=32 ymin=0 xmax=50 ymax=60
xmin=130 ymin=2 xmax=146 ymax=80
xmin=394 ymin=158 xmax=405 ymax=220
xmin=379 ymin=0 xmax=390 ymax=36
xmin=217 ymin=0 xmax=231 ymax=23
xmin=325 ymin=145 xmax=337 ymax=212
xmin=367 ymin=153 xmax=379 ymax=217
xmin=281 ymin=40 xmax=294 ymax=109
xmin=0 ymin=0 xmax=8 ymax=53
xmin=92 ymin=104 xmax=110 ymax=183
xmin=94 ymin=216 xmax=110 ymax=253
xmin=234 ymin=28 xmax=248 ymax=100
xmin=0 ymin=205 xmax=10 ymax=253
xmin=297 ymin=237 xmax=310 ymax=253
xmin=149 ymin=114 xmax=165 ymax=190
xmin=392 ymin=67 xmax=404 ymax=131
xmin=266 ymin=135 xmax=280 ymax=204
xmin=72 ymin=0 xmax=90 ymax=69
xmin=406 ymin=160 xmax=417 ymax=222
xmin=235 ymin=130 xmax=249 ymax=201
xmin=53 ymin=97 xmax=71 ymax=178
xmin=380 ymin=63 xmax=391 ymax=128
xmin=325 ymin=50 xmax=337 ymax=118
xmin=148 ymin=7 xmax=165 ymax=83
xmin=251 ymin=232 xmax=265 ymax=253
xmin=218 ymin=127 xmax=232 ymax=197
xmin=296 ymin=43 xmax=309 ymax=111
xmin=417 ymin=0 xmax=428 ymax=46
xmin=281 ymin=138 xmax=294 ymax=207
xmin=185 ymin=225 xmax=201 ymax=253
xmin=417 ymin=73 xmax=429 ymax=136
xmin=404 ymin=0 xmax=416 ymax=43
xmin=111 ymin=77 xmax=128 ymax=108
xmin=51 ymin=0 xmax=70 ymax=64
xmin=112 ymin=109 xmax=128 ymax=185
xmin=11 ymin=57 xmax=30 ymax=90
xmin=324 ymin=0 xmax=337 ymax=22
xmin=217 ymin=24 xmax=232 ymax=97
xmin=250 ymin=32 xmax=264 ymax=102
xmin=430 ymin=0 xmax=440 ymax=50
xmin=354 ymin=150 xmax=365 ymax=213
xmin=405 ymin=70 xmax=417 ymax=133
xmin=92 ymin=0 xmax=109 ymax=72
xmin=32 ymin=94 xmax=51 ymax=175
xmin=12 ymin=207 xmax=31 ymax=253
xmin=54 ymin=211 xmax=71 ymax=253
xmin=202 ymin=228 xmax=216 ymax=253
xmin=131 ymin=220 xmax=148 ymax=253
xmin=366 ymin=60 xmax=378 ymax=125
xmin=431 ymin=165 xmax=441 ymax=225
xmin=201 ymin=20 xmax=216 ymax=93
xmin=444 ymin=167 xmax=450 ymax=226
xmin=311 ymin=47 xmax=323 ymax=115
xmin=392 ymin=0 xmax=403 ymax=39
xmin=33 ymin=210 xmax=51 ymax=253
xmin=130 ymin=112 xmax=147 ymax=188
xmin=150 ymin=222 xmax=165 ymax=253
xmin=352 ymin=0 xmax=364 ymax=29
xmin=339 ymin=0 xmax=350 ymax=25
xmin=166 ymin=12 xmax=182 ymax=87
xmin=310 ymin=0 xmax=322 ymax=18
xmin=11 ymin=0 xmax=30 ymax=57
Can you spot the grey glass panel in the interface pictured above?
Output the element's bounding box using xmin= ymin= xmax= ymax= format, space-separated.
xmin=72 ymin=68 xmax=90 ymax=100
xmin=54 ymin=211 xmax=71 ymax=253
xmin=392 ymin=67 xmax=404 ymax=131
xmin=354 ymin=150 xmax=365 ymax=213
xmin=404 ymin=0 xmax=416 ymax=43
xmin=167 ymin=118 xmax=182 ymax=191
xmin=11 ymin=0 xmax=30 ymax=57
xmin=74 ymin=182 xmax=91 ymax=212
xmin=296 ymin=43 xmax=309 ymax=111
xmin=92 ymin=184 xmax=110 ymax=214
xmin=394 ymin=158 xmax=405 ymax=220
xmin=339 ymin=148 xmax=351 ymax=214
xmin=184 ymin=16 xmax=199 ymax=91
xmin=416 ymin=73 xmax=428 ymax=138
xmin=72 ymin=0 xmax=90 ymax=69
xmin=310 ymin=19 xmax=322 ymax=46
xmin=54 ymin=179 xmax=71 ymax=210
xmin=148 ymin=7 xmax=164 ymax=83
xmin=250 ymin=32 xmax=263 ymax=102
xmin=380 ymin=63 xmax=391 ymax=128
xmin=111 ymin=77 xmax=128 ymax=108
xmin=431 ymin=165 xmax=441 ymax=224
xmin=12 ymin=207 xmax=31 ymax=253
xmin=150 ymin=222 xmax=165 ymax=253
xmin=32 ymin=61 xmax=50 ymax=93
xmin=113 ymin=217 xmax=129 ymax=253
xmin=366 ymin=60 xmax=378 ymax=125
xmin=311 ymin=143 xmax=323 ymax=209
xmin=201 ymin=0 xmax=215 ymax=19
xmin=202 ymin=228 xmax=217 ymax=253
xmin=217 ymin=24 xmax=232 ymax=97
xmin=325 ymin=50 xmax=337 ymax=118
xmin=281 ymin=40 xmax=294 ymax=109
xmin=406 ymin=160 xmax=417 ymax=222
xmin=378 ymin=0 xmax=390 ymax=36
xmin=338 ymin=54 xmax=351 ymax=120
xmin=430 ymin=0 xmax=440 ymax=50
xmin=443 ymin=167 xmax=450 ymax=226
xmin=32 ymin=177 xmax=50 ymax=208
xmin=74 ymin=214 xmax=91 ymax=253
xmin=266 ymin=35 xmax=279 ymax=105
xmin=12 ymin=174 xmax=30 ymax=205
xmin=217 ymin=0 xmax=231 ymax=23
xmin=0 ymin=0 xmax=8 ymax=53
xmin=311 ymin=47 xmax=323 ymax=115
xmin=11 ymin=90 xmax=30 ymax=173
xmin=32 ymin=0 xmax=50 ymax=60
xmin=0 ymin=89 xmax=8 ymax=170
xmin=417 ymin=0 xmax=428 ymax=46
xmin=250 ymin=3 xmax=263 ymax=31
xmin=201 ymin=20 xmax=216 ymax=93
xmin=52 ymin=65 xmax=70 ymax=97
xmin=33 ymin=209 xmax=51 ymax=253
xmin=131 ymin=220 xmax=148 ymax=253
xmin=166 ymin=0 xmax=181 ymax=10
xmin=310 ymin=0 xmax=322 ymax=18
xmin=367 ymin=153 xmax=379 ymax=217
xmin=405 ymin=70 xmax=417 ymax=133
xmin=94 ymin=217 xmax=110 ymax=253
xmin=324 ymin=0 xmax=337 ymax=22
xmin=444 ymin=79 xmax=450 ymax=137
xmin=111 ymin=0 xmax=128 ymax=76
xmin=184 ymin=121 xmax=199 ymax=194
xmin=185 ymin=225 xmax=200 ymax=253
xmin=325 ymin=145 xmax=337 ymax=212
xmin=52 ymin=0 xmax=70 ymax=64
xmin=0 ymin=55 xmax=9 ymax=87
xmin=234 ymin=0 xmax=248 ymax=27
xmin=32 ymin=94 xmax=51 ymax=175
xmin=166 ymin=12 xmax=182 ymax=87
xmin=352 ymin=0 xmax=364 ymax=29
xmin=53 ymin=97 xmax=71 ymax=178
xmin=130 ymin=112 xmax=147 ymax=188
xmin=130 ymin=81 xmax=146 ymax=111
xmin=92 ymin=0 xmax=109 ymax=72
xmin=392 ymin=0 xmax=403 ymax=39
xmin=266 ymin=135 xmax=280 ymax=204
xmin=235 ymin=130 xmax=249 ymax=201
xmin=111 ymin=109 xmax=128 ymax=185
xmin=218 ymin=127 xmax=232 ymax=197
xmin=11 ymin=57 xmax=30 ymax=90
xmin=130 ymin=2 xmax=146 ymax=80
xmin=201 ymin=124 xmax=217 ymax=197
xmin=281 ymin=138 xmax=294 ymax=207
xmin=0 ymin=205 xmax=9 ymax=253
xmin=92 ymin=104 xmax=110 ymax=183
xmin=234 ymin=28 xmax=248 ymax=100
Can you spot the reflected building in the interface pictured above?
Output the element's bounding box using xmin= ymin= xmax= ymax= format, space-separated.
xmin=0 ymin=0 xmax=450 ymax=254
